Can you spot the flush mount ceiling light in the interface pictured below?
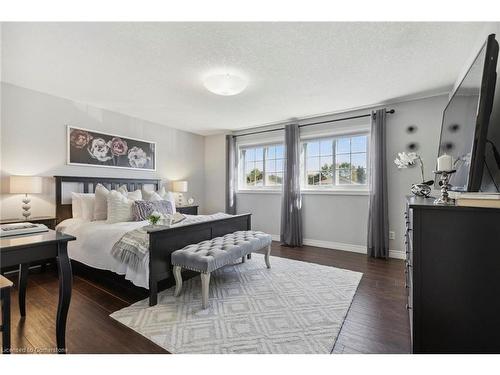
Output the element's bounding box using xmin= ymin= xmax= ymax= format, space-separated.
xmin=203 ymin=72 xmax=248 ymax=96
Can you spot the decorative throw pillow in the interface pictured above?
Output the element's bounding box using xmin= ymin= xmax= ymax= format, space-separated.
xmin=132 ymin=200 xmax=174 ymax=221
xmin=94 ymin=184 xmax=110 ymax=221
xmin=71 ymin=192 xmax=83 ymax=219
xmin=71 ymin=193 xmax=95 ymax=220
xmin=118 ymin=185 xmax=143 ymax=201
xmin=107 ymin=190 xmax=135 ymax=223
xmin=142 ymin=187 xmax=177 ymax=212
xmin=127 ymin=189 xmax=142 ymax=201
xmin=142 ymin=189 xmax=163 ymax=201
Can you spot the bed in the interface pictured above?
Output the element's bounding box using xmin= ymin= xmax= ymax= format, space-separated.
xmin=54 ymin=175 xmax=251 ymax=305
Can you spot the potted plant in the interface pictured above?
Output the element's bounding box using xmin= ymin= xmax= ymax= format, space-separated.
xmin=147 ymin=211 xmax=163 ymax=226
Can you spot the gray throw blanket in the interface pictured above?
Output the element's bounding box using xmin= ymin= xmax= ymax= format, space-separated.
xmin=111 ymin=213 xmax=231 ymax=270
xmin=111 ymin=227 xmax=149 ymax=270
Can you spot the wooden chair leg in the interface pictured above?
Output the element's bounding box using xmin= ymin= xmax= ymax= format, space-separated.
xmin=265 ymin=244 xmax=271 ymax=269
xmin=173 ymin=266 xmax=182 ymax=297
xmin=1 ymin=287 xmax=11 ymax=354
xmin=200 ymin=273 xmax=210 ymax=309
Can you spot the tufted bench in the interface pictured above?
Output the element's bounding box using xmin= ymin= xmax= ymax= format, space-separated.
xmin=171 ymin=230 xmax=272 ymax=308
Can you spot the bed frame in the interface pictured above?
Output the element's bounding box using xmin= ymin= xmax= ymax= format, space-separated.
xmin=54 ymin=175 xmax=251 ymax=305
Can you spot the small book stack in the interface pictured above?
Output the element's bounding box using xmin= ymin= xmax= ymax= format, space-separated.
xmin=455 ymin=193 xmax=500 ymax=208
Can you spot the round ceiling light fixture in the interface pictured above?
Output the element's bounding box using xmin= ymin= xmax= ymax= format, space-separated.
xmin=203 ymin=72 xmax=248 ymax=96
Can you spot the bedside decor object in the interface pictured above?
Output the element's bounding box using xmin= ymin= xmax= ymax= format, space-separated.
xmin=172 ymin=180 xmax=188 ymax=206
xmin=0 ymin=223 xmax=48 ymax=237
xmin=394 ymin=152 xmax=434 ymax=197
xmin=437 ymin=153 xmax=453 ymax=171
xmin=147 ymin=211 xmax=163 ymax=226
xmin=68 ymin=126 xmax=156 ymax=170
xmin=9 ymin=176 xmax=43 ymax=219
xmin=433 ymin=169 xmax=457 ymax=205
xmin=187 ymin=197 xmax=195 ymax=205
xmin=0 ymin=216 xmax=57 ymax=230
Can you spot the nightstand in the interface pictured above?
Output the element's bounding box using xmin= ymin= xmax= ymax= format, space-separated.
xmin=1 ymin=217 xmax=58 ymax=272
xmin=0 ymin=216 xmax=57 ymax=230
xmin=176 ymin=205 xmax=199 ymax=215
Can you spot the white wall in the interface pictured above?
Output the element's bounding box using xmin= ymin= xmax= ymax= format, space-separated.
xmin=0 ymin=83 xmax=205 ymax=219
xmin=203 ymin=134 xmax=227 ymax=214
xmin=231 ymin=95 xmax=448 ymax=257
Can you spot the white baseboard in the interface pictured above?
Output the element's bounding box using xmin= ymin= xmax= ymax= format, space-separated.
xmin=270 ymin=234 xmax=404 ymax=259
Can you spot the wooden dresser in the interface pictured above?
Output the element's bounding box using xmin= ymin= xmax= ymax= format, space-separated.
xmin=405 ymin=196 xmax=500 ymax=353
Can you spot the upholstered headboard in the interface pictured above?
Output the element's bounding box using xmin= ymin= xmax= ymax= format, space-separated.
xmin=54 ymin=175 xmax=161 ymax=224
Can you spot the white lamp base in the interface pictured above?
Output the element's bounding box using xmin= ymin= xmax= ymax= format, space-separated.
xmin=22 ymin=193 xmax=31 ymax=219
xmin=176 ymin=193 xmax=185 ymax=206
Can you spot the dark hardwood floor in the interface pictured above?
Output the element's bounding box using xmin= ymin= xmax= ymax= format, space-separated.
xmin=2 ymin=242 xmax=410 ymax=354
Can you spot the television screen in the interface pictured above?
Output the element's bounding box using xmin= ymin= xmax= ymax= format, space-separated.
xmin=436 ymin=34 xmax=499 ymax=192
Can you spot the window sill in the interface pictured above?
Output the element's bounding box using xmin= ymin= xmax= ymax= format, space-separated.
xmin=236 ymin=189 xmax=369 ymax=196
xmin=301 ymin=189 xmax=369 ymax=196
xmin=237 ymin=189 xmax=282 ymax=195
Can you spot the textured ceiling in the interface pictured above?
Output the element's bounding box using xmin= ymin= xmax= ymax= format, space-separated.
xmin=1 ymin=22 xmax=493 ymax=135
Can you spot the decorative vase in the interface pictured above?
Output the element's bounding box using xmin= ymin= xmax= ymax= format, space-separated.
xmin=411 ymin=180 xmax=434 ymax=198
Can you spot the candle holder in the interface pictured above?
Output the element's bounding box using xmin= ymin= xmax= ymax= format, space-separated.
xmin=433 ymin=170 xmax=456 ymax=205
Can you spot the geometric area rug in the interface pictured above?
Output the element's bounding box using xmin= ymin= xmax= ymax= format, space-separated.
xmin=110 ymin=254 xmax=362 ymax=354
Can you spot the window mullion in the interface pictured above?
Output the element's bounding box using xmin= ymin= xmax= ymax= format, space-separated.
xmin=263 ymin=147 xmax=267 ymax=186
xmin=332 ymin=138 xmax=336 ymax=186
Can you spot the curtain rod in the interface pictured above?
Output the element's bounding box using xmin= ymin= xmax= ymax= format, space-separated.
xmin=232 ymin=109 xmax=395 ymax=138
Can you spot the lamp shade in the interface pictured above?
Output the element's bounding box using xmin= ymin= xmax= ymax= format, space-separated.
xmin=9 ymin=176 xmax=42 ymax=194
xmin=172 ymin=180 xmax=188 ymax=193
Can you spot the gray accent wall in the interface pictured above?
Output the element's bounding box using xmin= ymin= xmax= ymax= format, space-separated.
xmin=0 ymin=82 xmax=205 ymax=219
xmin=231 ymin=95 xmax=448 ymax=257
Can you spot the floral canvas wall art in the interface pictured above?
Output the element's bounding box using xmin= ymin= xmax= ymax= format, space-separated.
xmin=67 ymin=126 xmax=156 ymax=170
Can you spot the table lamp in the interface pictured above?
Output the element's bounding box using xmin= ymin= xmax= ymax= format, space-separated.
xmin=9 ymin=176 xmax=43 ymax=220
xmin=172 ymin=180 xmax=188 ymax=206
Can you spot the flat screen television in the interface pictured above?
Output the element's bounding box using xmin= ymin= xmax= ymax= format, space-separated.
xmin=436 ymin=33 xmax=500 ymax=192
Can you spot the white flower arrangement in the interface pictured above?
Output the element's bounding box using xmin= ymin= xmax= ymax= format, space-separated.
xmin=394 ymin=152 xmax=425 ymax=182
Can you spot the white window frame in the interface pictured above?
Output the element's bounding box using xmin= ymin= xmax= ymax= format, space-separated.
xmin=300 ymin=127 xmax=370 ymax=193
xmin=236 ymin=139 xmax=285 ymax=192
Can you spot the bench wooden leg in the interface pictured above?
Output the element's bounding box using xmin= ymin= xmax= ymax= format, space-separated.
xmin=173 ymin=266 xmax=182 ymax=297
xmin=201 ymin=272 xmax=210 ymax=309
xmin=265 ymin=244 xmax=271 ymax=269
xmin=247 ymin=253 xmax=252 ymax=260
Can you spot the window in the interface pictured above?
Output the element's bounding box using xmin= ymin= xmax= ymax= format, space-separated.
xmin=239 ymin=143 xmax=284 ymax=189
xmin=301 ymin=133 xmax=369 ymax=189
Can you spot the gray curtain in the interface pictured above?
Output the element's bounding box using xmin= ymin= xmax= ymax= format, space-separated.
xmin=367 ymin=108 xmax=389 ymax=258
xmin=280 ymin=124 xmax=303 ymax=247
xmin=225 ymin=135 xmax=237 ymax=215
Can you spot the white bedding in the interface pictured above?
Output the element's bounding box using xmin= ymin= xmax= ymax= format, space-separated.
xmin=56 ymin=213 xmax=231 ymax=289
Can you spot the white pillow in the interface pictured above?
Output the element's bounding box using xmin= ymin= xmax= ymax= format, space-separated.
xmin=118 ymin=185 xmax=143 ymax=201
xmin=71 ymin=192 xmax=83 ymax=218
xmin=127 ymin=189 xmax=142 ymax=201
xmin=71 ymin=193 xmax=95 ymax=221
xmin=107 ymin=190 xmax=134 ymax=223
xmin=142 ymin=190 xmax=163 ymax=201
xmin=143 ymin=187 xmax=176 ymax=212
xmin=161 ymin=188 xmax=177 ymax=213
xmin=118 ymin=185 xmax=128 ymax=196
xmin=94 ymin=184 xmax=110 ymax=221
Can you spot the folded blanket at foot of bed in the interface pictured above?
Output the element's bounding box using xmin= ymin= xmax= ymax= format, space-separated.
xmin=110 ymin=212 xmax=232 ymax=270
